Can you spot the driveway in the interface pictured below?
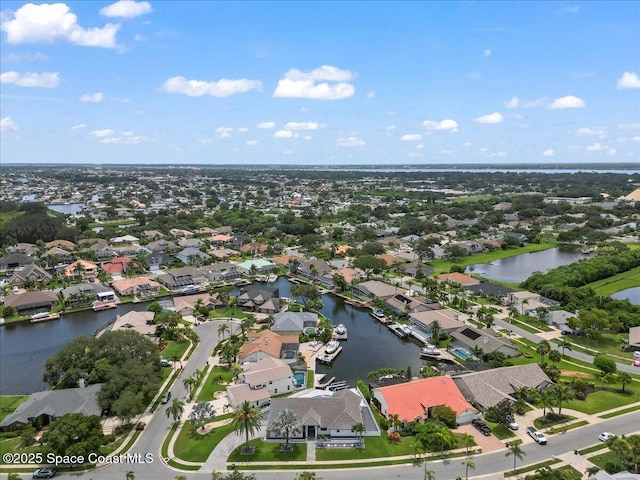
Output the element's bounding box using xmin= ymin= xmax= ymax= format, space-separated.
xmin=457 ymin=424 xmax=506 ymax=453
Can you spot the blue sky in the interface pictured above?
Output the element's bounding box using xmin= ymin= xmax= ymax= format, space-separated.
xmin=1 ymin=1 xmax=639 ymax=165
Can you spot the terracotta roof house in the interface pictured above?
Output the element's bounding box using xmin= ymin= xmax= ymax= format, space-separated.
xmin=452 ymin=364 xmax=553 ymax=411
xmin=8 ymin=264 xmax=52 ymax=288
xmin=351 ymin=280 xmax=398 ymax=300
xmin=4 ymin=290 xmax=58 ymax=312
xmin=271 ymin=311 xmax=319 ymax=335
xmin=372 ymin=377 xmax=478 ymax=425
xmin=378 ymin=253 xmax=406 ymax=267
xmin=63 ymin=259 xmax=99 ymax=281
xmin=227 ymin=358 xmax=297 ymax=408
xmin=101 ymin=257 xmax=132 ymax=275
xmin=208 ymin=248 xmax=241 ymax=260
xmin=239 ymin=330 xmax=299 ymax=364
xmin=449 ymin=325 xmax=520 ymax=358
xmin=437 ymin=272 xmax=481 ymax=287
xmin=112 ymin=277 xmax=161 ymax=297
xmin=45 ymin=239 xmax=75 ymax=250
xmin=266 ymin=389 xmax=380 ymax=441
xmin=271 ymin=254 xmax=305 ymax=267
xmin=240 ymin=242 xmax=268 ymax=255
xmin=0 ymin=384 xmax=102 ymax=431
xmin=210 ymin=234 xmax=233 ymax=244
xmin=334 ymin=245 xmax=352 ymax=257
xmin=108 ymin=310 xmax=156 ymax=336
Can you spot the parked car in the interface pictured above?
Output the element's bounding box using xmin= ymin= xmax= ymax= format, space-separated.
xmin=159 ymin=359 xmax=173 ymax=367
xmin=472 ymin=418 xmax=492 ymax=436
xmin=598 ymin=432 xmax=615 ymax=442
xmin=32 ymin=467 xmax=56 ymax=478
xmin=508 ymin=419 xmax=519 ymax=430
xmin=633 ymin=358 xmax=640 ymax=367
xmin=161 ymin=391 xmax=171 ymax=404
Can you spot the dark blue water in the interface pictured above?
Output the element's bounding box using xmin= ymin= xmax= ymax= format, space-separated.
xmin=612 ymin=287 xmax=640 ymax=305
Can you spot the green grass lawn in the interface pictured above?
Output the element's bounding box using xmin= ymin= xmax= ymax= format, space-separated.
xmin=306 ymin=370 xmax=314 ymax=389
xmin=0 ymin=210 xmax=25 ymax=227
xmin=553 ymin=333 xmax=635 ymax=362
xmin=588 ymin=450 xmax=620 ymax=470
xmin=207 ymin=308 xmax=251 ymax=320
xmin=484 ymin=421 xmax=516 ymax=440
xmin=173 ymin=415 xmax=234 ymax=463
xmin=160 ymin=339 xmax=191 ymax=362
xmin=586 ymin=266 xmax=640 ymax=296
xmin=564 ymin=389 xmax=639 ymax=414
xmin=196 ymin=366 xmax=233 ymax=402
xmin=228 ymin=439 xmax=307 ymax=462
xmin=315 ymin=435 xmax=415 ymax=460
xmin=429 ymin=241 xmax=557 ymax=275
xmin=0 ymin=396 xmax=28 ymax=422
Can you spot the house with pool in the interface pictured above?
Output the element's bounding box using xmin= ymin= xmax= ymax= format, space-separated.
xmin=265 ymin=389 xmax=380 ymax=442
xmin=226 ymin=358 xmax=298 ymax=408
xmin=239 ymin=330 xmax=300 ymax=364
xmin=271 ymin=311 xmax=319 ymax=336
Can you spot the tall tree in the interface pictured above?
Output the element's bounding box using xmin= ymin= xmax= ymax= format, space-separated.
xmin=550 ymin=384 xmax=575 ymax=417
xmin=165 ymin=398 xmax=185 ymax=423
xmin=536 ymin=340 xmax=551 ymax=366
xmin=505 ymin=442 xmax=526 ymax=473
xmin=272 ymin=408 xmax=302 ymax=451
xmin=232 ymin=400 xmax=263 ymax=455
xmin=351 ymin=422 xmax=366 ymax=447
xmin=189 ymin=401 xmax=216 ymax=432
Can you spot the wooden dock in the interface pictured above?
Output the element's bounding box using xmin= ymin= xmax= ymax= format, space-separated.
xmin=317 ymin=346 xmax=343 ymax=364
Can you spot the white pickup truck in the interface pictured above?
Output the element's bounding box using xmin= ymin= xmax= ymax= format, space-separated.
xmin=527 ymin=426 xmax=547 ymax=445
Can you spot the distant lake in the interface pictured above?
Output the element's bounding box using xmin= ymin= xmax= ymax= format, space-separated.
xmin=47 ymin=203 xmax=84 ymax=215
xmin=612 ymin=287 xmax=640 ymax=305
xmin=466 ymin=247 xmax=591 ymax=284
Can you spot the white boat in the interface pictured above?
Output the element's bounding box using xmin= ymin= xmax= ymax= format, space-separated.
xmin=420 ymin=345 xmax=442 ymax=357
xmin=30 ymin=312 xmax=50 ymax=320
xmin=401 ymin=324 xmax=412 ymax=336
xmin=371 ymin=309 xmax=387 ymax=321
xmin=267 ymin=273 xmax=278 ymax=282
xmin=325 ymin=340 xmax=340 ymax=354
xmin=334 ymin=324 xmax=347 ymax=335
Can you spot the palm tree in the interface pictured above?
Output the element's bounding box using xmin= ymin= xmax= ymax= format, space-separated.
xmin=460 ymin=432 xmax=475 ymax=456
xmin=272 ymin=408 xmax=302 ymax=451
xmin=548 ymin=350 xmax=561 ymax=365
xmin=183 ymin=376 xmax=196 ymax=394
xmin=165 ymin=398 xmax=185 ymax=423
xmin=434 ymin=424 xmax=454 ymax=457
xmin=536 ymin=340 xmax=551 ymax=365
xmin=559 ymin=340 xmax=572 ymax=355
xmin=538 ymin=388 xmax=555 ymax=420
xmin=472 ymin=344 xmax=484 ymax=360
xmin=409 ymin=439 xmax=424 ymax=461
xmin=586 ymin=466 xmax=601 ymax=479
xmin=232 ymin=400 xmax=263 ymax=455
xmin=618 ymin=372 xmax=632 ymax=393
xmin=189 ymin=401 xmax=215 ymax=432
xmin=239 ymin=317 xmax=254 ymax=340
xmin=211 ymin=472 xmax=224 ymax=480
xmin=125 ymin=472 xmax=135 ymax=480
xmin=217 ymin=323 xmax=229 ymax=340
xmin=550 ymin=384 xmax=575 ymax=417
xmin=463 ymin=458 xmax=475 ymax=480
xmin=509 ymin=305 xmax=519 ymax=319
xmin=390 ymin=413 xmax=401 ymax=432
xmin=423 ymin=469 xmax=436 ymax=480
xmin=429 ymin=320 xmax=442 ymax=347
xmin=351 ymin=422 xmax=365 ymax=448
xmin=505 ymin=443 xmax=526 ymax=472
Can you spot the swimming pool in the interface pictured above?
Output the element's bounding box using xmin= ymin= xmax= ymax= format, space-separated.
xmin=294 ymin=371 xmax=306 ymax=387
xmin=453 ymin=347 xmax=473 ymax=361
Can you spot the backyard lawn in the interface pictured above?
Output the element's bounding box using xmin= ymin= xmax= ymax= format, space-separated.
xmin=228 ymin=439 xmax=307 ymax=462
xmin=160 ymin=339 xmax=191 ymax=363
xmin=0 ymin=396 xmax=28 ymax=422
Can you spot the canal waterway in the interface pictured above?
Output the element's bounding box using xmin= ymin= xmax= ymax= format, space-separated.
xmin=612 ymin=287 xmax=640 ymax=305
xmin=466 ymin=247 xmax=592 ymax=284
xmin=0 ymin=277 xmax=424 ymax=395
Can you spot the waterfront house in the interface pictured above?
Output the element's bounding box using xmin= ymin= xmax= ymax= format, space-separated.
xmin=237 ymin=259 xmax=277 ymax=275
xmin=108 ymin=310 xmax=156 ymax=336
xmin=112 ymin=276 xmax=161 ymax=297
xmin=409 ymin=309 xmax=467 ymax=336
xmin=157 ymin=267 xmax=207 ymax=290
xmin=227 ymin=358 xmax=297 ymax=408
xmin=372 ymin=377 xmax=478 ymax=426
xmin=452 ymin=364 xmax=553 ymax=411
xmin=200 ymin=262 xmax=242 ymax=282
xmin=240 ymin=242 xmax=268 ymax=255
xmin=351 ymin=280 xmax=398 ymax=300
xmin=266 ymin=389 xmax=379 ymax=441
xmin=236 ymin=285 xmax=280 ymax=314
xmin=173 ymin=293 xmax=222 ymax=316
xmin=385 ymin=293 xmax=437 ymax=316
xmin=449 ymin=325 xmax=520 ymax=358
xmin=239 ymin=330 xmax=299 ymax=364
xmin=271 ymin=311 xmax=319 ymax=335
xmin=61 ymin=283 xmax=116 ymax=308
xmin=437 ymin=272 xmax=481 ymax=287
xmin=0 ymin=384 xmax=102 ymax=432
xmin=4 ymin=290 xmax=58 ymax=313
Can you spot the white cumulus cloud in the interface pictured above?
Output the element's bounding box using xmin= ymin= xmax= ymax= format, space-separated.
xmin=401 ymin=134 xmax=423 ymax=142
xmin=283 ymin=121 xmax=325 ymax=131
xmin=273 ymin=65 xmax=355 ymax=100
xmin=542 ymin=149 xmax=555 ymax=157
xmin=336 ymin=136 xmax=365 ymax=147
xmin=0 ymin=3 xmax=120 ymax=48
xmin=161 ymin=76 xmax=263 ymax=97
xmin=80 ymin=92 xmax=104 ymax=103
xmin=100 ymin=1 xmax=152 ymax=18
xmin=89 ymin=129 xmax=115 ymax=138
xmin=366 ymin=91 xmax=375 ymax=99
xmin=575 ymin=127 xmax=607 ymax=139
xmin=257 ymin=122 xmax=275 ymax=129
xmin=548 ymin=95 xmax=586 ymax=109
xmin=503 ymin=96 xmax=546 ymax=109
xmin=273 ymin=130 xmax=297 ymax=138
xmin=70 ymin=124 xmax=86 ymax=131
xmin=473 ymin=112 xmax=504 ymax=124
xmin=586 ymin=142 xmax=603 ymax=152
xmin=617 ymin=71 xmax=640 ymax=90
xmin=1 ymin=117 xmax=18 ymax=134
xmin=215 ymin=127 xmax=233 ymax=138
xmin=423 ymin=119 xmax=458 ymax=132
xmin=1 ymin=71 xmax=59 ymax=88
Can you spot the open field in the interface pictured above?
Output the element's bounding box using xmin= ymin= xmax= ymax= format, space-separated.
xmin=586 ymin=266 xmax=640 ymax=296
xmin=0 ymin=396 xmax=28 ymax=422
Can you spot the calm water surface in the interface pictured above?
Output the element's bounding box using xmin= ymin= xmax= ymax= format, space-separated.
xmin=0 ymin=278 xmax=423 ymax=394
xmin=466 ymin=248 xmax=592 ymax=284
xmin=612 ymin=287 xmax=640 ymax=305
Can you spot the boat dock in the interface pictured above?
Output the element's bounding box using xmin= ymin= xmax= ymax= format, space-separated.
xmin=333 ymin=325 xmax=348 ymax=340
xmin=317 ymin=346 xmax=343 ymax=364
xmin=371 ymin=309 xmax=392 ymax=324
xmin=30 ymin=313 xmax=60 ymax=323
xmin=407 ymin=326 xmax=431 ymax=345
xmin=388 ymin=322 xmax=410 ymax=338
